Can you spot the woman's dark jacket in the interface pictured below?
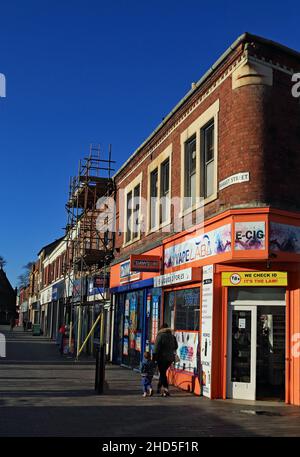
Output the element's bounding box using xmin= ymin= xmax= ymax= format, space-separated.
xmin=153 ymin=327 xmax=178 ymax=363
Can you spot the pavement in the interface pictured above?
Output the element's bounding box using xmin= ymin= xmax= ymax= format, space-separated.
xmin=1 ymin=325 xmax=300 ymax=437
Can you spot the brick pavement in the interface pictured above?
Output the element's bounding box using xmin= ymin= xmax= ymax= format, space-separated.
xmin=1 ymin=325 xmax=300 ymax=437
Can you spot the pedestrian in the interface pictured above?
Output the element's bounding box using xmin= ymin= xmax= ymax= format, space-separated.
xmin=153 ymin=323 xmax=178 ymax=397
xmin=23 ymin=319 xmax=27 ymax=332
xmin=10 ymin=317 xmax=16 ymax=332
xmin=141 ymin=351 xmax=156 ymax=398
xmin=58 ymin=324 xmax=66 ymax=356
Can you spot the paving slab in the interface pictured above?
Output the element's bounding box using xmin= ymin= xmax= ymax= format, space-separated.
xmin=1 ymin=325 xmax=300 ymax=437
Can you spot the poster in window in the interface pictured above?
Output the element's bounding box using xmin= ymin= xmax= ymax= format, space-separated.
xmin=129 ymin=296 xmax=137 ymax=327
xmin=124 ymin=319 xmax=129 ymax=337
xmin=151 ymin=296 xmax=159 ymax=343
xmin=135 ymin=333 xmax=142 ymax=352
xmin=129 ymin=332 xmax=136 ymax=349
xmin=174 ymin=331 xmax=199 ymax=374
xmin=146 ymin=294 xmax=151 ymax=318
xmin=123 ymin=337 xmax=128 ymax=356
xmin=125 ymin=299 xmax=130 ymax=317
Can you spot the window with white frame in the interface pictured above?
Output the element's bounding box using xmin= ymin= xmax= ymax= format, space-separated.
xmin=148 ymin=147 xmax=171 ymax=231
xmin=184 ymin=135 xmax=196 ymax=210
xmin=150 ymin=168 xmax=158 ymax=230
xmin=124 ymin=176 xmax=142 ymax=244
xmin=201 ymin=120 xmax=214 ymax=199
xmin=180 ymin=99 xmax=219 ymax=213
xmin=160 ymin=158 xmax=170 ymax=224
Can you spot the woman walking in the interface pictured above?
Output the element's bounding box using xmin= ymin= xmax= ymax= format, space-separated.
xmin=153 ymin=323 xmax=178 ymax=397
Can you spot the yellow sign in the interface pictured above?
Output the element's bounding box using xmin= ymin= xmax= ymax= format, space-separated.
xmin=221 ymin=271 xmax=288 ymax=287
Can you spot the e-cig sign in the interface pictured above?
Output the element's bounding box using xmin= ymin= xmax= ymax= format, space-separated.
xmin=0 ymin=333 xmax=6 ymax=357
xmin=0 ymin=73 xmax=6 ymax=98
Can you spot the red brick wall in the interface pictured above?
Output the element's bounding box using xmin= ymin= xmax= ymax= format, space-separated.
xmin=112 ymin=38 xmax=300 ymax=263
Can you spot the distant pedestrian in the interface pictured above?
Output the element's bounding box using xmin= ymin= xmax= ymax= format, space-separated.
xmin=141 ymin=351 xmax=155 ymax=397
xmin=58 ymin=324 xmax=67 ymax=355
xmin=153 ymin=323 xmax=178 ymax=397
xmin=10 ymin=317 xmax=16 ymax=332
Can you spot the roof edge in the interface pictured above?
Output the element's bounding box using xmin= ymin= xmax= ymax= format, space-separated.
xmin=113 ymin=32 xmax=300 ymax=180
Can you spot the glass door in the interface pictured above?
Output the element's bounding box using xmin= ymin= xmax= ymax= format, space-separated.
xmin=227 ymin=305 xmax=256 ymax=400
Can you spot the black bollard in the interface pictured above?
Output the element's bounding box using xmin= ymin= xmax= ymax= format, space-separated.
xmin=95 ymin=312 xmax=105 ymax=394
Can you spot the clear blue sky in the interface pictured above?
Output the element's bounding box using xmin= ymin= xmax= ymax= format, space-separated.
xmin=0 ymin=0 xmax=299 ymax=287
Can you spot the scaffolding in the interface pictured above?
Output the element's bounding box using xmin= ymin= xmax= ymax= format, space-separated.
xmin=63 ymin=144 xmax=115 ymax=358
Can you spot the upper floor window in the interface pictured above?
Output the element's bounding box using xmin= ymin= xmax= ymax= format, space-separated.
xmin=148 ymin=146 xmax=172 ymax=232
xmin=201 ymin=121 xmax=214 ymax=199
xmin=124 ymin=174 xmax=142 ymax=244
xmin=150 ymin=168 xmax=158 ymax=230
xmin=160 ymin=158 xmax=170 ymax=225
xmin=180 ymin=99 xmax=219 ymax=214
xmin=184 ymin=136 xmax=196 ymax=210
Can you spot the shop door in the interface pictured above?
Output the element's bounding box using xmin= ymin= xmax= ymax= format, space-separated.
xmin=256 ymin=306 xmax=285 ymax=400
xmin=227 ymin=305 xmax=257 ymax=400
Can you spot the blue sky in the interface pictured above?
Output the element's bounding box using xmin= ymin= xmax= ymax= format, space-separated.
xmin=0 ymin=0 xmax=299 ymax=286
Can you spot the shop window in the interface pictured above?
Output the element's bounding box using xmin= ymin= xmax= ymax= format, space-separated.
xmin=122 ymin=290 xmax=143 ymax=369
xmin=164 ymin=288 xmax=200 ymax=331
xmin=229 ymin=287 xmax=286 ymax=302
xmin=184 ymin=136 xmax=196 ymax=210
xmin=201 ymin=121 xmax=214 ymax=199
xmin=164 ymin=291 xmax=175 ymax=329
xmin=175 ymin=289 xmax=200 ymax=331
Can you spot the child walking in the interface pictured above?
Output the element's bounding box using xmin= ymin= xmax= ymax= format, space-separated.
xmin=141 ymin=351 xmax=156 ymax=397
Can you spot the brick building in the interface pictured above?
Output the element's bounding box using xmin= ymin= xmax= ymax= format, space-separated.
xmin=0 ymin=267 xmax=16 ymax=324
xmin=109 ymin=33 xmax=300 ymax=405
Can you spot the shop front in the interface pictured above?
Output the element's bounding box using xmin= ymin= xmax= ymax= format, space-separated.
xmin=153 ymin=268 xmax=202 ymax=394
xmin=40 ymin=286 xmax=52 ymax=337
xmin=224 ymin=284 xmax=286 ymax=401
xmin=52 ymin=280 xmax=65 ymax=341
xmin=110 ymin=248 xmax=162 ymax=370
xmin=162 ymin=208 xmax=300 ymax=405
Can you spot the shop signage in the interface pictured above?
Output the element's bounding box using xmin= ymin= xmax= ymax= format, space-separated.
xmin=221 ymin=271 xmax=288 ymax=287
xmin=88 ymin=274 xmax=110 ymax=295
xmin=164 ymin=224 xmax=231 ymax=269
xmin=120 ymin=260 xmax=140 ymax=284
xmin=41 ymin=287 xmax=52 ymax=305
xmin=235 ymin=221 xmax=266 ymax=250
xmin=153 ymin=267 xmax=194 ymax=287
xmin=72 ymin=278 xmax=87 ymax=302
xmin=201 ymin=265 xmax=214 ymax=399
xmin=52 ymin=281 xmax=65 ymax=301
xmin=130 ymin=254 xmax=161 ymax=273
xmin=219 ymin=172 xmax=249 ymax=191
xmin=270 ymin=221 xmax=300 ymax=254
